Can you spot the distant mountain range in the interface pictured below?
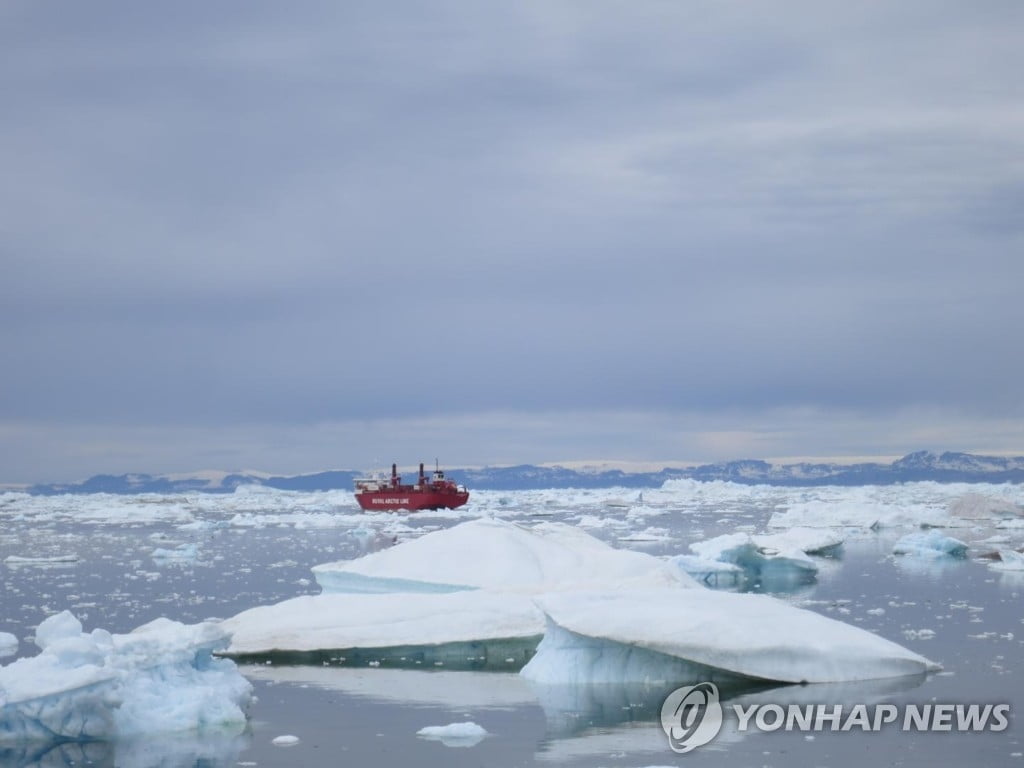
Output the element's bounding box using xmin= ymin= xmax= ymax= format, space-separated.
xmin=18 ymin=451 xmax=1024 ymax=495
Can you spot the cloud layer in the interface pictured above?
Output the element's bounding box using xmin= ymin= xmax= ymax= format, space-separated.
xmin=2 ymin=1 xmax=1022 ymax=481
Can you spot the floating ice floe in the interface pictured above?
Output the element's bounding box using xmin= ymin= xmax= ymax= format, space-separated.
xmin=4 ymin=554 xmax=78 ymax=565
xmin=892 ymin=531 xmax=968 ymax=559
xmin=416 ymin=721 xmax=488 ymax=747
xmin=151 ymin=543 xmax=198 ymax=560
xmin=521 ymin=590 xmax=941 ymax=685
xmin=229 ymin=518 xmax=935 ymax=686
xmin=0 ymin=610 xmax=252 ymax=742
xmin=312 ymin=518 xmax=690 ymax=594
xmin=227 ymin=519 xmax=690 ymax=664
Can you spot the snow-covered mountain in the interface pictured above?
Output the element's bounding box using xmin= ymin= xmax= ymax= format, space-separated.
xmin=19 ymin=451 xmax=1024 ymax=495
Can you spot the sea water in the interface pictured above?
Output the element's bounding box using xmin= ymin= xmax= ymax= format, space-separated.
xmin=0 ymin=486 xmax=1021 ymax=766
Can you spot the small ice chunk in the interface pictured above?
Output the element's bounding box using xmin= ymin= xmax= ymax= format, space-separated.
xmin=902 ymin=629 xmax=936 ymax=640
xmin=151 ymin=543 xmax=198 ymax=560
xmin=416 ymin=721 xmax=488 ymax=747
xmin=35 ymin=610 xmax=83 ymax=650
xmin=0 ymin=632 xmax=18 ymax=658
xmin=271 ymin=734 xmax=300 ymax=746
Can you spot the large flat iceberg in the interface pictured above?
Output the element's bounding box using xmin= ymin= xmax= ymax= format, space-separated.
xmin=0 ymin=611 xmax=252 ymax=742
xmin=521 ymin=590 xmax=940 ymax=685
xmin=227 ymin=518 xmax=691 ymax=665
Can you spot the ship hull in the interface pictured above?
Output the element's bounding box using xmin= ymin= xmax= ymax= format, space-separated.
xmin=355 ymin=490 xmax=470 ymax=512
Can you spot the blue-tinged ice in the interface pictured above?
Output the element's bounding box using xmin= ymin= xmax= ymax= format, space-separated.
xmin=892 ymin=530 xmax=968 ymax=559
xmin=0 ymin=611 xmax=251 ymax=743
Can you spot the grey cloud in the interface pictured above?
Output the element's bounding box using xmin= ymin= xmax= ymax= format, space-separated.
xmin=1 ymin=1 xmax=1022 ymax=480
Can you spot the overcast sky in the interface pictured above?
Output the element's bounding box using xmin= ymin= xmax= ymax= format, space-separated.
xmin=2 ymin=1 xmax=1023 ymax=483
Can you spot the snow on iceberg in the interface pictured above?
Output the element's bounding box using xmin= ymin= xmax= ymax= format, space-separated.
xmin=753 ymin=527 xmax=844 ymax=556
xmin=312 ymin=517 xmax=692 ymax=594
xmin=521 ymin=590 xmax=940 ymax=685
xmin=222 ymin=590 xmax=543 ymax=668
xmin=0 ymin=610 xmax=252 ymax=742
xmin=892 ymin=531 xmax=968 ymax=559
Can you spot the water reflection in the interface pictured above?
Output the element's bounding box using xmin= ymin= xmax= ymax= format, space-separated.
xmin=0 ymin=731 xmax=248 ymax=768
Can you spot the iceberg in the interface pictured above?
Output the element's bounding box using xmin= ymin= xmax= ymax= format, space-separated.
xmin=521 ymin=590 xmax=940 ymax=685
xmin=312 ymin=517 xmax=691 ymax=594
xmin=228 ymin=518 xmax=691 ymax=664
xmin=673 ymin=532 xmax=820 ymax=588
xmin=0 ymin=610 xmax=252 ymax=742
xmin=990 ymin=550 xmax=1024 ymax=572
xmin=892 ymin=531 xmax=968 ymax=559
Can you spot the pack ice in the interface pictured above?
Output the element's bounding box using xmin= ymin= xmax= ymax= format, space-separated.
xmin=226 ymin=518 xmax=937 ymax=684
xmin=0 ymin=611 xmax=252 ymax=742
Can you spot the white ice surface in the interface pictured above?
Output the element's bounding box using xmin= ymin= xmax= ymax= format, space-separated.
xmin=223 ymin=591 xmax=543 ymax=655
xmin=416 ymin=721 xmax=488 ymax=746
xmin=0 ymin=611 xmax=251 ymax=742
xmin=892 ymin=530 xmax=968 ymax=558
xmin=521 ymin=590 xmax=940 ymax=684
xmin=312 ymin=517 xmax=693 ymax=594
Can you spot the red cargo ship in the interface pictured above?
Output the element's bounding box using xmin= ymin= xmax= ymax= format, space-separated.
xmin=354 ymin=462 xmax=470 ymax=512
